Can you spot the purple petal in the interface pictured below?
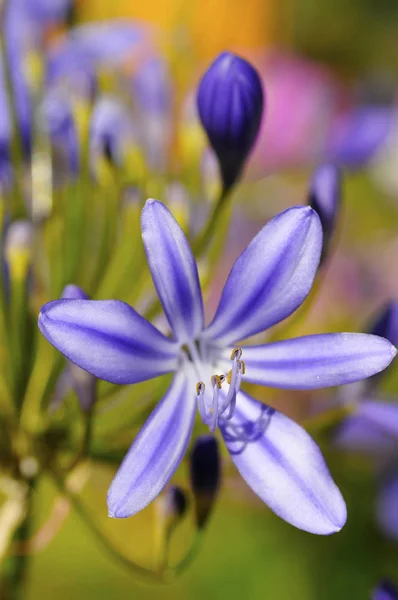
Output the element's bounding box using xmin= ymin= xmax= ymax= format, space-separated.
xmin=335 ymin=399 xmax=398 ymax=454
xmin=141 ymin=199 xmax=204 ymax=343
xmin=38 ymin=299 xmax=178 ymax=384
xmin=220 ymin=391 xmax=346 ymax=534
xmin=377 ymin=475 xmax=398 ymax=543
xmin=241 ymin=334 xmax=397 ymax=389
xmin=204 ymin=206 xmax=322 ymax=346
xmin=328 ymin=106 xmax=392 ymax=169
xmin=107 ymin=374 xmax=196 ymax=517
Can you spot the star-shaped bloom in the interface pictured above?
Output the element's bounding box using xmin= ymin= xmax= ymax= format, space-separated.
xmin=38 ymin=200 xmax=396 ymax=534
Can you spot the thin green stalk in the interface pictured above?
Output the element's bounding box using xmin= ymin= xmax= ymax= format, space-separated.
xmin=65 ymin=406 xmax=94 ymax=473
xmin=192 ymin=187 xmax=231 ymax=256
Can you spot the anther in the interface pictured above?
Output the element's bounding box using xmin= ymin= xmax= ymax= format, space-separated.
xmin=230 ymin=347 xmax=242 ymax=361
xmin=196 ymin=382 xmax=205 ymax=395
xmin=227 ymin=370 xmax=232 ymax=385
xmin=211 ymin=375 xmax=225 ymax=389
xmin=239 ymin=360 xmax=246 ymax=375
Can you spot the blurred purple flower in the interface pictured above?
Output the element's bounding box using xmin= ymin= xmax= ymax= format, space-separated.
xmin=197 ymin=52 xmax=264 ymax=192
xmin=372 ymin=580 xmax=398 ymax=600
xmin=90 ymin=96 xmax=135 ymax=166
xmin=131 ymin=56 xmax=173 ymax=169
xmin=41 ymin=91 xmax=79 ymax=177
xmin=46 ymin=21 xmax=153 ymax=97
xmin=377 ymin=475 xmax=398 ymax=542
xmin=335 ymin=302 xmax=398 ymax=541
xmin=38 ymin=201 xmax=396 ymax=533
xmin=327 ymin=106 xmax=393 ymax=169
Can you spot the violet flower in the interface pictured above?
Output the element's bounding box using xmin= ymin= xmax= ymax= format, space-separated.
xmin=372 ymin=580 xmax=398 ymax=600
xmin=197 ymin=52 xmax=264 ymax=192
xmin=90 ymin=96 xmax=135 ymax=167
xmin=38 ymin=201 xmax=396 ymax=534
xmin=328 ymin=106 xmax=393 ymax=169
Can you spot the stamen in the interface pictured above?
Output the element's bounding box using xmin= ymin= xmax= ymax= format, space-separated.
xmin=193 ymin=348 xmax=246 ymax=431
xmin=210 ymin=383 xmax=220 ymax=432
xmin=196 ymin=382 xmax=205 ymax=395
xmin=230 ymin=347 xmax=242 ymax=361
xmin=196 ymin=381 xmax=209 ymax=423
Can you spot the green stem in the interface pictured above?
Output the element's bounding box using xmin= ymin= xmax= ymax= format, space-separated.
xmin=65 ymin=406 xmax=94 ymax=473
xmin=0 ymin=483 xmax=35 ymax=600
xmin=192 ymin=187 xmax=231 ymax=256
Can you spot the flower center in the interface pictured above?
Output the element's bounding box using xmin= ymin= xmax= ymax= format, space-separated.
xmin=184 ymin=345 xmax=245 ymax=432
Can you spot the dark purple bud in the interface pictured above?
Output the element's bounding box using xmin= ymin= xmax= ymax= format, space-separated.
xmin=162 ymin=486 xmax=188 ymax=521
xmin=189 ymin=435 xmax=220 ymax=529
xmin=365 ymin=302 xmax=398 ymax=388
xmin=308 ymin=164 xmax=341 ymax=262
xmin=372 ymin=580 xmax=398 ymax=600
xmin=197 ymin=52 xmax=264 ymax=193
xmin=369 ymin=302 xmax=398 ymax=348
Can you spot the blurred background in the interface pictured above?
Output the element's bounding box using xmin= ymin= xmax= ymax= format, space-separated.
xmin=2 ymin=0 xmax=398 ymax=598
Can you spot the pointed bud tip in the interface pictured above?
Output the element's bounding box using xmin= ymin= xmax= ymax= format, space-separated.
xmin=62 ymin=284 xmax=88 ymax=300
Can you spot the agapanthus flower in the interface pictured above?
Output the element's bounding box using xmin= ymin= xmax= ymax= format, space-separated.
xmin=38 ymin=201 xmax=396 ymax=534
xmin=197 ymin=52 xmax=264 ymax=192
xmin=90 ymin=96 xmax=135 ymax=167
xmin=328 ymin=106 xmax=393 ymax=169
xmin=372 ymin=580 xmax=398 ymax=600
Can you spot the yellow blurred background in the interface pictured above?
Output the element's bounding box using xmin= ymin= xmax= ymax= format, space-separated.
xmin=77 ymin=0 xmax=283 ymax=60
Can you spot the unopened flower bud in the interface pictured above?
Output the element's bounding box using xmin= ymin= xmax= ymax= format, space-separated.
xmin=366 ymin=302 xmax=398 ymax=388
xmin=372 ymin=579 xmax=398 ymax=600
xmin=189 ymin=435 xmax=220 ymax=529
xmin=369 ymin=302 xmax=398 ymax=348
xmin=159 ymin=485 xmax=188 ymax=523
xmin=62 ymin=284 xmax=88 ymax=301
xmin=197 ymin=52 xmax=264 ymax=193
xmin=308 ymin=163 xmax=341 ymax=262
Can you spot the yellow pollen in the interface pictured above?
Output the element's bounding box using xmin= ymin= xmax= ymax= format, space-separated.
xmin=211 ymin=375 xmax=225 ymax=389
xmin=196 ymin=382 xmax=205 ymax=395
xmin=227 ymin=370 xmax=232 ymax=385
xmin=239 ymin=360 xmax=246 ymax=375
xmin=230 ymin=347 xmax=242 ymax=361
